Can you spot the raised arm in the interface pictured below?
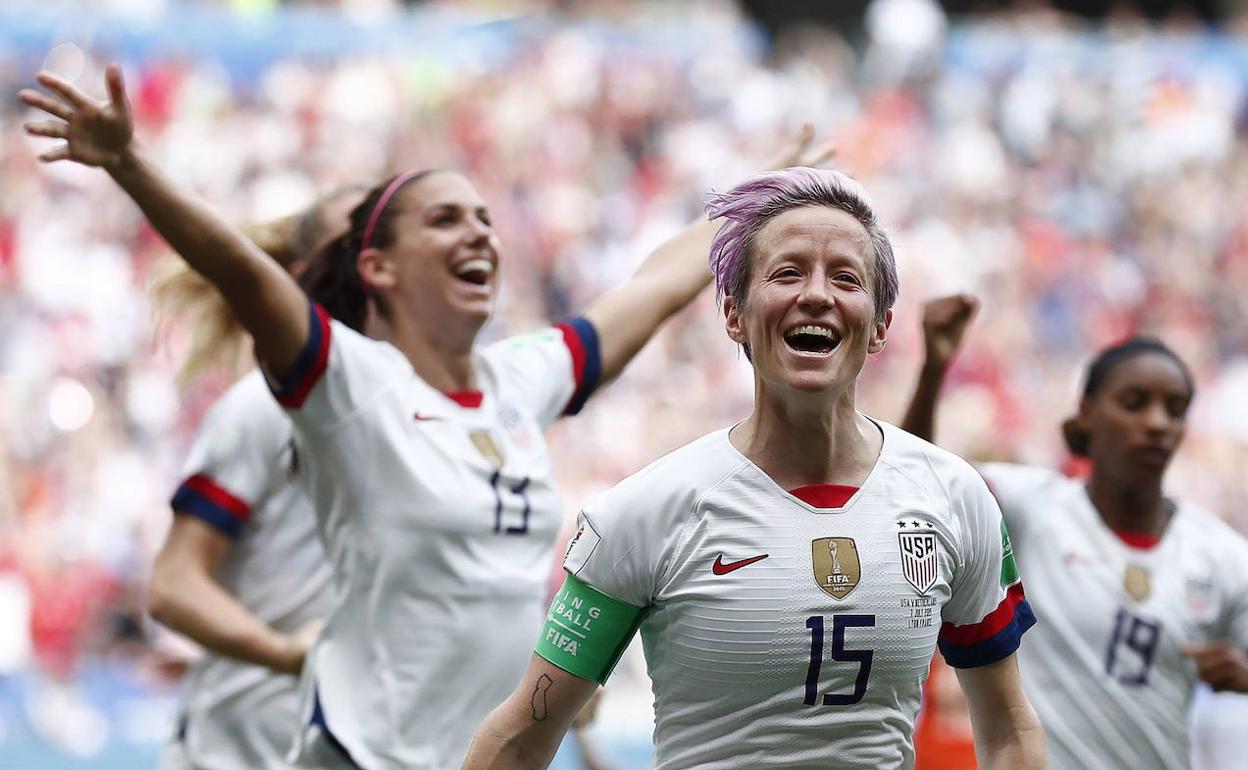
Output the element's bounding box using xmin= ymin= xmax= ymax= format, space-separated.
xmin=20 ymin=64 xmax=308 ymax=377
xmin=900 ymin=293 xmax=979 ymax=441
xmin=148 ymin=516 xmax=318 ymax=674
xmin=582 ymin=125 xmax=836 ymax=384
xmin=460 ymin=654 xmax=599 ymax=770
xmin=956 ymin=653 xmax=1048 ymax=769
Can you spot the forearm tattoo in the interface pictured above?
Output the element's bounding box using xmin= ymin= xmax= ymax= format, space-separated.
xmin=530 ymin=674 xmax=553 ymax=722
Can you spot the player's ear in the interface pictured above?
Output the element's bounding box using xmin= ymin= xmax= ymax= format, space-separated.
xmin=867 ymin=308 xmax=892 ymax=354
xmin=724 ymin=294 xmax=746 ymax=346
xmin=358 ymin=246 xmax=397 ymax=291
xmin=724 ymin=295 xmax=755 ymax=363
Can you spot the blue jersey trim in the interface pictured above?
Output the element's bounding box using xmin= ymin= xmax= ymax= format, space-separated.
xmin=564 ymin=316 xmax=602 ymax=415
xmin=171 ymin=486 xmax=244 ymax=540
xmin=267 ymin=301 xmax=331 ymax=409
xmin=939 ymin=598 xmax=1036 ymax=669
xmin=311 ymin=690 xmax=362 ymax=768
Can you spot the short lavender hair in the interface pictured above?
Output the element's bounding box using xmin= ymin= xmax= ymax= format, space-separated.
xmin=706 ymin=167 xmax=899 ymax=323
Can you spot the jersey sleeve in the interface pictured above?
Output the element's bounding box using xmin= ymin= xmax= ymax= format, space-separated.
xmin=937 ymin=465 xmax=1036 ymax=668
xmin=486 ymin=317 xmax=602 ymax=428
xmin=535 ymin=471 xmax=673 ymax=683
xmin=975 ymin=462 xmax=1058 ymax=544
xmin=170 ymin=377 xmax=291 ymax=540
xmin=563 ymin=487 xmax=663 ymax=609
xmin=262 ymin=299 xmax=391 ymax=429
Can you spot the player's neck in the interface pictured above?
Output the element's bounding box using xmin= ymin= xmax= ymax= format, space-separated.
xmin=378 ymin=312 xmax=478 ymax=393
xmin=733 ymin=389 xmax=881 ymax=490
xmin=1085 ymin=471 xmax=1170 ymax=535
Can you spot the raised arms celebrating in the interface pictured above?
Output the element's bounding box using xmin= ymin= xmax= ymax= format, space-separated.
xmin=20 ymin=65 xmax=310 ymax=378
xmin=582 ymin=124 xmax=837 ymax=385
xmin=900 ymin=293 xmax=979 ymax=442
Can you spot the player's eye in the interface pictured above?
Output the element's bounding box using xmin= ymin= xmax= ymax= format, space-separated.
xmin=1165 ymin=397 xmax=1189 ymax=420
xmin=1117 ymin=389 xmax=1146 ymax=410
xmin=428 ymin=207 xmax=462 ymax=227
xmin=833 ymin=271 xmax=861 ymax=286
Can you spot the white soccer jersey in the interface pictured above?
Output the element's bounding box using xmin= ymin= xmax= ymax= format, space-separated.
xmin=268 ymin=302 xmax=601 ymax=770
xmin=979 ymin=463 xmax=1248 ymax=770
xmin=166 ymin=370 xmax=335 ymax=770
xmin=559 ymin=421 xmax=1033 ymax=770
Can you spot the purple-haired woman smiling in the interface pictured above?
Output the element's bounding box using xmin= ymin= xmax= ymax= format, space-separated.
xmin=462 ymin=168 xmax=1048 ymax=770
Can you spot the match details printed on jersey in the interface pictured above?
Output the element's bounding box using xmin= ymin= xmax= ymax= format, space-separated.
xmin=535 ymin=575 xmax=644 ymax=683
xmin=811 ymin=538 xmax=861 ymax=600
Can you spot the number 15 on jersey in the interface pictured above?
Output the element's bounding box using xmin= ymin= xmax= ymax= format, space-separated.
xmin=804 ymin=614 xmax=876 ymax=706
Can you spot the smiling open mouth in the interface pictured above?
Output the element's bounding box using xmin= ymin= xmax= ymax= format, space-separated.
xmin=783 ymin=324 xmax=841 ymax=355
xmin=452 ymin=257 xmax=494 ymax=286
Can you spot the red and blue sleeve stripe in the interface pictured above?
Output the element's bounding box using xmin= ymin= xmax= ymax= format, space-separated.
xmin=267 ymin=301 xmax=332 ymax=410
xmin=938 ymin=583 xmax=1036 ymax=668
xmin=171 ymin=474 xmax=252 ymax=540
xmin=555 ymin=317 xmax=602 ymax=416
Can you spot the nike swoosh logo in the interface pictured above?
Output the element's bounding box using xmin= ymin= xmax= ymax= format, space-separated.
xmin=712 ymin=553 xmax=769 ymax=575
xmin=412 ymin=412 xmax=442 ymax=422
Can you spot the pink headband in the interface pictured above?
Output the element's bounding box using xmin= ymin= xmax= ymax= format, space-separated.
xmin=359 ymin=169 xmax=426 ymax=257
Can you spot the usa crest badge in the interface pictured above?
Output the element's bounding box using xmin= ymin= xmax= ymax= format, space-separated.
xmin=899 ymin=530 xmax=938 ymax=595
xmin=812 ymin=537 xmax=861 ymax=600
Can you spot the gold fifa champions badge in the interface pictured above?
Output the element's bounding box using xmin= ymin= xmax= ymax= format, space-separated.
xmin=812 ymin=537 xmax=861 ymax=600
xmin=1123 ymin=564 xmax=1151 ymax=602
xmin=469 ymin=430 xmax=504 ymax=469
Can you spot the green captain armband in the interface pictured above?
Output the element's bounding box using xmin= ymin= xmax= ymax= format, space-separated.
xmin=534 ymin=575 xmax=645 ymax=684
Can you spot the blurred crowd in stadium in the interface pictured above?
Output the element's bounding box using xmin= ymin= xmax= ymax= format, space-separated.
xmin=2 ymin=0 xmax=1248 ymax=765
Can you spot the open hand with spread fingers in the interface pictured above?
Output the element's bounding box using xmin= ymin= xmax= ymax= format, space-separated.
xmin=19 ymin=62 xmax=134 ymax=171
xmin=764 ymin=121 xmax=838 ymax=171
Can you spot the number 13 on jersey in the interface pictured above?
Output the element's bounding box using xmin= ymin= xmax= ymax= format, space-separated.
xmin=490 ymin=472 xmax=532 ymax=535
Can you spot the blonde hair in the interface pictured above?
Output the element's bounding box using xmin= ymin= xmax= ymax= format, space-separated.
xmin=149 ymin=215 xmax=300 ymax=388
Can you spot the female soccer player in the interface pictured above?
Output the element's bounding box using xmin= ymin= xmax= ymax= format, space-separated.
xmin=461 ymin=168 xmax=1046 ymax=770
xmin=147 ymin=187 xmax=362 ymax=770
xmin=901 ymin=294 xmax=1248 ymax=770
xmin=20 ymin=64 xmax=829 ymax=770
